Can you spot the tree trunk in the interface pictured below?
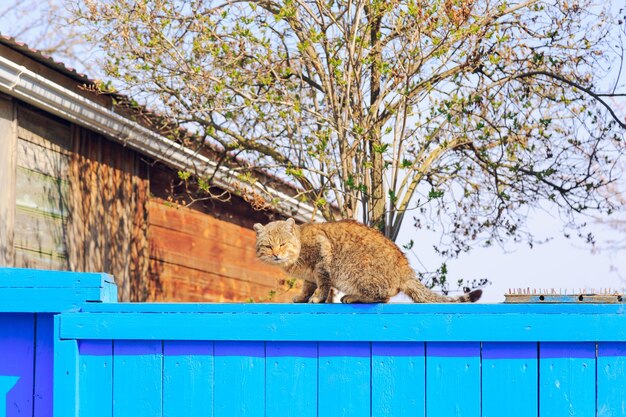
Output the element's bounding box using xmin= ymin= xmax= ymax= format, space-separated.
xmin=367 ymin=3 xmax=386 ymax=232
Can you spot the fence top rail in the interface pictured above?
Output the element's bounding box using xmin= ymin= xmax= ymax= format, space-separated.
xmin=0 ymin=267 xmax=116 ymax=312
xmin=79 ymin=302 xmax=626 ymax=314
xmin=60 ymin=303 xmax=626 ymax=343
xmin=0 ymin=267 xmax=114 ymax=287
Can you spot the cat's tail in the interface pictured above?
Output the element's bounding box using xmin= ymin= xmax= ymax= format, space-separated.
xmin=401 ymin=279 xmax=482 ymax=303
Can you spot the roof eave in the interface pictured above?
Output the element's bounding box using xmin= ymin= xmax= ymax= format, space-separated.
xmin=0 ymin=55 xmax=323 ymax=224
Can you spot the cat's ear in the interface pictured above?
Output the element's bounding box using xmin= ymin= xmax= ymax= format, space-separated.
xmin=253 ymin=223 xmax=264 ymax=233
xmin=285 ymin=218 xmax=296 ymax=232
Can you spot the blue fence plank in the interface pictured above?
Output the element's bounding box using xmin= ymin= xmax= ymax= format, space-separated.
xmin=482 ymin=342 xmax=537 ymax=417
xmin=33 ymin=314 xmax=54 ymax=417
xmin=372 ymin=342 xmax=425 ymax=417
xmin=0 ymin=377 xmax=19 ymax=417
xmin=113 ymin=340 xmax=163 ymax=417
xmin=53 ymin=315 xmax=78 ymax=417
xmin=78 ymin=340 xmax=113 ymax=417
xmin=598 ymin=342 xmax=626 ymax=417
xmin=163 ymin=341 xmax=214 ymax=417
xmin=539 ymin=342 xmax=596 ymax=417
xmin=214 ymin=341 xmax=265 ymax=417
xmin=426 ymin=342 xmax=481 ymax=417
xmin=0 ymin=313 xmax=34 ymax=417
xmin=266 ymin=342 xmax=317 ymax=417
xmin=318 ymin=342 xmax=371 ymax=417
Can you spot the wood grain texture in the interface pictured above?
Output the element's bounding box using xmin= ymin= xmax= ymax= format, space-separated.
xmin=482 ymin=342 xmax=538 ymax=417
xmin=372 ymin=342 xmax=425 ymax=417
xmin=266 ymin=342 xmax=317 ymax=417
xmin=0 ymin=96 xmax=16 ymax=266
xmin=78 ymin=340 xmax=113 ymax=417
xmin=78 ymin=302 xmax=626 ymax=314
xmin=67 ymin=127 xmax=149 ymax=301
xmin=214 ymin=341 xmax=265 ymax=417
xmin=53 ymin=314 xmax=79 ymax=417
xmin=597 ymin=342 xmax=626 ymax=417
xmin=113 ymin=341 xmax=163 ymax=417
xmin=147 ymin=200 xmax=294 ymax=302
xmin=151 ymin=264 xmax=294 ymax=302
xmin=60 ymin=310 xmax=626 ymax=342
xmin=539 ymin=342 xmax=596 ymax=417
xmin=318 ymin=342 xmax=371 ymax=417
xmin=163 ymin=341 xmax=214 ymax=417
xmin=425 ymin=342 xmax=481 ymax=417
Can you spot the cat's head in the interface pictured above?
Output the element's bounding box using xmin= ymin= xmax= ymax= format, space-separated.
xmin=253 ymin=218 xmax=301 ymax=266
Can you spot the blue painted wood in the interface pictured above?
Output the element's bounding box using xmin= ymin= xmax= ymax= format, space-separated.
xmin=426 ymin=342 xmax=481 ymax=417
xmin=0 ymin=268 xmax=116 ymax=311
xmin=59 ymin=310 xmax=626 ymax=341
xmin=163 ymin=341 xmax=214 ymax=417
xmin=371 ymin=342 xmax=425 ymax=417
xmin=80 ymin=301 xmax=626 ymax=314
xmin=113 ymin=341 xmax=163 ymax=417
xmin=53 ymin=314 xmax=78 ymax=417
xmin=0 ymin=313 xmax=34 ymax=417
xmin=266 ymin=342 xmax=317 ymax=417
xmin=8 ymin=268 xmax=626 ymax=417
xmin=79 ymin=303 xmax=625 ymax=315
xmin=597 ymin=342 xmax=626 ymax=417
xmin=78 ymin=340 xmax=112 ymax=417
xmin=318 ymin=342 xmax=371 ymax=417
xmin=0 ymin=377 xmax=19 ymax=417
xmin=0 ymin=267 xmax=115 ymax=286
xmin=539 ymin=342 xmax=596 ymax=417
xmin=34 ymin=314 xmax=54 ymax=417
xmin=214 ymin=341 xmax=265 ymax=417
xmin=0 ymin=288 xmax=113 ymax=313
xmin=482 ymin=342 xmax=538 ymax=417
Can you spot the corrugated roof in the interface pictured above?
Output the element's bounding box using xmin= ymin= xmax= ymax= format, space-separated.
xmin=0 ymin=34 xmax=93 ymax=84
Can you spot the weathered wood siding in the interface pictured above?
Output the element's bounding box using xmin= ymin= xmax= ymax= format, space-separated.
xmin=67 ymin=127 xmax=150 ymax=302
xmin=0 ymin=95 xmax=16 ymax=266
xmin=14 ymin=104 xmax=71 ymax=270
xmin=1 ymin=103 xmax=149 ymax=301
xmin=147 ymin=199 xmax=294 ymax=302
xmin=3 ymin=101 xmax=294 ymax=303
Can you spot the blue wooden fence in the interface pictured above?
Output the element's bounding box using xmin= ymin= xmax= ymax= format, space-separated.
xmin=1 ymin=267 xmax=626 ymax=417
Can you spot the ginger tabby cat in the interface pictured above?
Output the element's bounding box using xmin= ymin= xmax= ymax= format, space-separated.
xmin=254 ymin=218 xmax=482 ymax=303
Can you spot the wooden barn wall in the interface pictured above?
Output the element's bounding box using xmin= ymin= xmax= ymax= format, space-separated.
xmin=0 ymin=95 xmax=16 ymax=266
xmin=67 ymin=126 xmax=150 ymax=302
xmin=4 ymin=100 xmax=295 ymax=303
xmin=146 ymin=199 xmax=294 ymax=302
xmin=13 ymin=103 xmax=71 ymax=271
xmin=1 ymin=102 xmax=149 ymax=301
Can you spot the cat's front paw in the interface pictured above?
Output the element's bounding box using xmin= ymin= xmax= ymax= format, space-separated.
xmin=308 ymin=296 xmax=324 ymax=303
xmin=292 ymin=295 xmax=310 ymax=303
xmin=340 ymin=295 xmax=358 ymax=304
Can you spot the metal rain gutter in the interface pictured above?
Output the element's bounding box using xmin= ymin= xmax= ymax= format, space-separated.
xmin=0 ymin=55 xmax=322 ymax=223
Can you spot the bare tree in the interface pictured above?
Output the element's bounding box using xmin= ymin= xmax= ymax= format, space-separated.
xmin=1 ymin=0 xmax=99 ymax=76
xmin=69 ymin=0 xmax=624 ymax=257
